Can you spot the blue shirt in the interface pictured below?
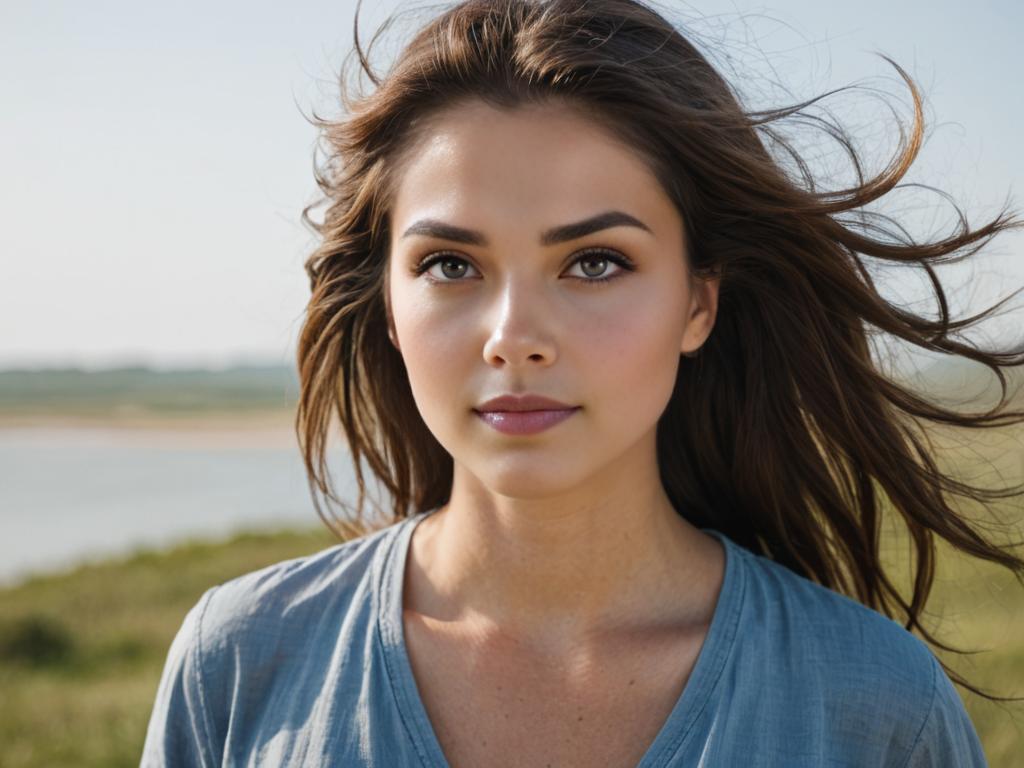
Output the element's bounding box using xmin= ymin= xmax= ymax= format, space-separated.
xmin=141 ymin=508 xmax=988 ymax=766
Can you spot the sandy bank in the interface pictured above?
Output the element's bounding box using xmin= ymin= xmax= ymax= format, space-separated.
xmin=0 ymin=409 xmax=302 ymax=450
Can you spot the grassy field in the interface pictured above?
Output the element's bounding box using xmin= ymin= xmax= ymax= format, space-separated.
xmin=0 ymin=409 xmax=1022 ymax=765
xmin=0 ymin=525 xmax=342 ymax=767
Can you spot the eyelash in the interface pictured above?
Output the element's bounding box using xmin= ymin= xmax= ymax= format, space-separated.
xmin=411 ymin=247 xmax=636 ymax=286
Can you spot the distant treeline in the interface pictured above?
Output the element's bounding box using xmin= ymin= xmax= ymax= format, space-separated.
xmin=0 ymin=364 xmax=300 ymax=416
xmin=0 ymin=356 xmax=1020 ymax=419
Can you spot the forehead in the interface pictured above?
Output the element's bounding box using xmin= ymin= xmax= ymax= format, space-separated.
xmin=389 ymin=100 xmax=677 ymax=233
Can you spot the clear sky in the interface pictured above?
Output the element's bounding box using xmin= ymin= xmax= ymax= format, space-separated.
xmin=2 ymin=0 xmax=1021 ymax=370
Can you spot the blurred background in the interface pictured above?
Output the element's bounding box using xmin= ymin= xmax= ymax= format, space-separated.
xmin=1 ymin=0 xmax=1022 ymax=765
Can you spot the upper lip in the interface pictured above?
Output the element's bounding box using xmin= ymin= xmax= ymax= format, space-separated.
xmin=475 ymin=394 xmax=578 ymax=412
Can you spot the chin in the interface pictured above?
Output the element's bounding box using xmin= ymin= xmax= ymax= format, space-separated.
xmin=467 ymin=460 xmax=589 ymax=499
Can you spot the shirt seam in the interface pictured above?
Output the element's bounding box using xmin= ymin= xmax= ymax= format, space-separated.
xmin=193 ymin=585 xmax=221 ymax=768
xmin=898 ymin=650 xmax=939 ymax=768
xmin=648 ymin=532 xmax=747 ymax=764
xmin=377 ymin=609 xmax=436 ymax=768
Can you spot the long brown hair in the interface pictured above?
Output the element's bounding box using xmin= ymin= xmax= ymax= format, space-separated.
xmin=295 ymin=0 xmax=1024 ymax=702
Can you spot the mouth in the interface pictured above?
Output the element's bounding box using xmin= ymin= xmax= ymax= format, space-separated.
xmin=474 ymin=393 xmax=577 ymax=412
xmin=473 ymin=406 xmax=580 ymax=436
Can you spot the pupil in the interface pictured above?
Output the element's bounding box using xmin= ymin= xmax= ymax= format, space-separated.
xmin=582 ymin=257 xmax=606 ymax=277
xmin=441 ymin=260 xmax=465 ymax=278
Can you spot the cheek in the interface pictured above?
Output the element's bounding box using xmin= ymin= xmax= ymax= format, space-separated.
xmin=394 ymin=300 xmax=470 ymax=404
xmin=584 ymin=295 xmax=682 ymax=419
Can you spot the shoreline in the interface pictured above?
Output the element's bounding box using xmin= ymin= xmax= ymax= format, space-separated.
xmin=0 ymin=409 xmax=302 ymax=449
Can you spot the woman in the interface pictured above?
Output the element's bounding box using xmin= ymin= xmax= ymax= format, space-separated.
xmin=143 ymin=0 xmax=1023 ymax=765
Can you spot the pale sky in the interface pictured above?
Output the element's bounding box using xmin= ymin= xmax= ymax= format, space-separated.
xmin=2 ymin=0 xmax=1021 ymax=370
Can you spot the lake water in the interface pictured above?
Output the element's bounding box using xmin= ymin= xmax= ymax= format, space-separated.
xmin=0 ymin=424 xmax=364 ymax=588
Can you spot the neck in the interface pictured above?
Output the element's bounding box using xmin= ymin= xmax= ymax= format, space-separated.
xmin=404 ymin=472 xmax=718 ymax=655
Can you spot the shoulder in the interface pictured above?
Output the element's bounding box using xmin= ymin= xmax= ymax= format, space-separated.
xmin=732 ymin=541 xmax=936 ymax=685
xmin=903 ymin=653 xmax=988 ymax=766
xmin=142 ymin=517 xmax=410 ymax=766
xmin=191 ymin=516 xmax=418 ymax=680
xmin=200 ymin=520 xmax=396 ymax=643
xmin=724 ymin=541 xmax=971 ymax=764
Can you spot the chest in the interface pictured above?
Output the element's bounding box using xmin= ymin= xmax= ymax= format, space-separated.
xmin=402 ymin=614 xmax=708 ymax=768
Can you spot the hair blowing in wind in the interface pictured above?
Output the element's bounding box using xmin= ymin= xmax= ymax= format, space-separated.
xmin=294 ymin=0 xmax=1024 ymax=703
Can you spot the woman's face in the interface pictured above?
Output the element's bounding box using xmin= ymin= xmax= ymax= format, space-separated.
xmin=386 ymin=99 xmax=718 ymax=499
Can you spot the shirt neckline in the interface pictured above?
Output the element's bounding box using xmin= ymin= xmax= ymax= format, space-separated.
xmin=376 ymin=508 xmax=746 ymax=767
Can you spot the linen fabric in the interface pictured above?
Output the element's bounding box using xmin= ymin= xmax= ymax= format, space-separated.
xmin=141 ymin=508 xmax=988 ymax=767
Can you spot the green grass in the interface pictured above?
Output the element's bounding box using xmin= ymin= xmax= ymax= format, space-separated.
xmin=0 ymin=526 xmax=341 ymax=768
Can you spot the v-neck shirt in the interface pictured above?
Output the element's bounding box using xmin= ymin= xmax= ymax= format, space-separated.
xmin=142 ymin=508 xmax=988 ymax=766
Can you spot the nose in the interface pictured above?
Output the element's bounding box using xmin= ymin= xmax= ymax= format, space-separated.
xmin=481 ymin=281 xmax=558 ymax=368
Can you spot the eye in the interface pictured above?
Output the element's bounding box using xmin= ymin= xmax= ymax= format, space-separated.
xmin=412 ymin=252 xmax=480 ymax=282
xmin=564 ymin=248 xmax=635 ymax=284
xmin=412 ymin=248 xmax=635 ymax=286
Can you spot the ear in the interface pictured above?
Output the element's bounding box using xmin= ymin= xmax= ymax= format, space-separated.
xmin=388 ymin=316 xmax=401 ymax=351
xmin=681 ymin=269 xmax=720 ymax=357
xmin=383 ymin=263 xmax=401 ymax=352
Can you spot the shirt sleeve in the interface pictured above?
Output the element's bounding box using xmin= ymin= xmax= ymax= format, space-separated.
xmin=902 ymin=654 xmax=988 ymax=767
xmin=140 ymin=586 xmax=222 ymax=768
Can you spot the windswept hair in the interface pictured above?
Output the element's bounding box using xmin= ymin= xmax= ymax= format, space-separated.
xmin=295 ymin=0 xmax=1024 ymax=702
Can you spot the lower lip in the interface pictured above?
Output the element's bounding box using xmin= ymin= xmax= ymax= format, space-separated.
xmin=474 ymin=407 xmax=580 ymax=435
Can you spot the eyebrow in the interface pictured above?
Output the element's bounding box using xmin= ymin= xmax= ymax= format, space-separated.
xmin=400 ymin=210 xmax=653 ymax=247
